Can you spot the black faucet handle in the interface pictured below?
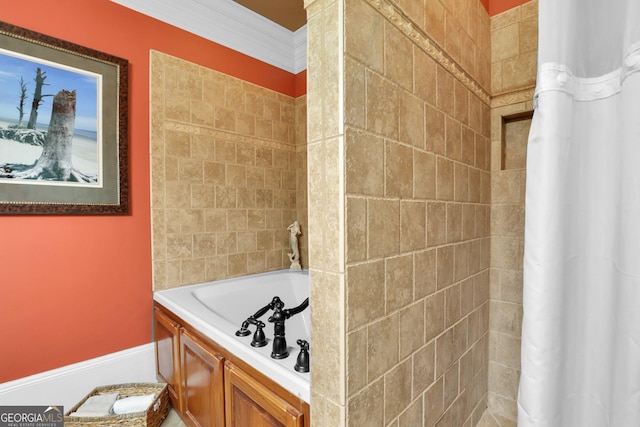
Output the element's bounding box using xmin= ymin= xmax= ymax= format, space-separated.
xmin=235 ymin=319 xmax=252 ymax=337
xmin=294 ymin=339 xmax=309 ymax=373
xmin=251 ymin=321 xmax=267 ymax=347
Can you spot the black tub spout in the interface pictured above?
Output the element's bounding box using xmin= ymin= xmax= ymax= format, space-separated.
xmin=268 ymin=297 xmax=309 ymax=359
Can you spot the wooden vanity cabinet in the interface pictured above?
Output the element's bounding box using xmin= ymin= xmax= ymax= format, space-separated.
xmin=153 ymin=302 xmax=310 ymax=427
xmin=180 ymin=329 xmax=225 ymax=427
xmin=224 ymin=361 xmax=303 ymax=427
xmin=153 ymin=306 xmax=182 ymax=410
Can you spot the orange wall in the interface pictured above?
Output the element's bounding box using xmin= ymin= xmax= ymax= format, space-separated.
xmin=480 ymin=0 xmax=491 ymax=14
xmin=0 ymin=0 xmax=299 ymax=383
xmin=489 ymin=0 xmax=532 ymax=15
xmin=295 ymin=70 xmax=308 ymax=98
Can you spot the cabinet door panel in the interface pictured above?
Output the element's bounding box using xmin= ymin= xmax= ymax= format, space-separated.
xmin=154 ymin=306 xmax=181 ymax=409
xmin=181 ymin=329 xmax=225 ymax=427
xmin=224 ymin=361 xmax=303 ymax=427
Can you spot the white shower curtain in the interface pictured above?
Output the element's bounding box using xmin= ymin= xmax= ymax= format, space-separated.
xmin=518 ymin=1 xmax=640 ymax=426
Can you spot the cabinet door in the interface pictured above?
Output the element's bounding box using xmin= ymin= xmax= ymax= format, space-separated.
xmin=181 ymin=329 xmax=225 ymax=427
xmin=154 ymin=306 xmax=181 ymax=410
xmin=224 ymin=361 xmax=304 ymax=427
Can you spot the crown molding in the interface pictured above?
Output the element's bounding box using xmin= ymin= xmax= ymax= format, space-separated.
xmin=293 ymin=25 xmax=308 ymax=74
xmin=111 ymin=0 xmax=306 ymax=74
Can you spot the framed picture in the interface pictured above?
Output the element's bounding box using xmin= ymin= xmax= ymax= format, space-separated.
xmin=0 ymin=21 xmax=128 ymax=214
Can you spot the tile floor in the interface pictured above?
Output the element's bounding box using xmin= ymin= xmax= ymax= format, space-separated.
xmin=477 ymin=410 xmax=517 ymax=427
xmin=162 ymin=406 xmax=516 ymax=426
xmin=477 ymin=411 xmax=501 ymax=427
xmin=161 ymin=409 xmax=186 ymax=427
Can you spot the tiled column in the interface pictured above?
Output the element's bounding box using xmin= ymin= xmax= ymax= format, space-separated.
xmin=305 ymin=0 xmax=347 ymax=425
xmin=306 ymin=0 xmax=493 ymax=425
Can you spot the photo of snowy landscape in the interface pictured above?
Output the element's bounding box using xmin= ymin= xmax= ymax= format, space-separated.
xmin=0 ymin=48 xmax=100 ymax=185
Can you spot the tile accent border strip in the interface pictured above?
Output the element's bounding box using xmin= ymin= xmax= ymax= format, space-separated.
xmin=164 ymin=120 xmax=296 ymax=152
xmin=491 ymin=86 xmax=535 ymax=107
xmin=364 ymin=0 xmax=492 ymax=105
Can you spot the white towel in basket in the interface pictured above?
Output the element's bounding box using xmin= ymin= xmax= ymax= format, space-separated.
xmin=112 ymin=394 xmax=156 ymax=415
xmin=71 ymin=392 xmax=120 ymax=416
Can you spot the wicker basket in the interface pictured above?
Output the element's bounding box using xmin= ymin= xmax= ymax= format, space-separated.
xmin=64 ymin=383 xmax=170 ymax=427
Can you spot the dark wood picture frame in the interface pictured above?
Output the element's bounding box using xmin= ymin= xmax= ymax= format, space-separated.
xmin=0 ymin=21 xmax=128 ymax=214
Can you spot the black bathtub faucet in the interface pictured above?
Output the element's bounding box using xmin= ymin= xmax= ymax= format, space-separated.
xmin=235 ymin=296 xmax=283 ymax=339
xmin=268 ymin=297 xmax=309 ymax=359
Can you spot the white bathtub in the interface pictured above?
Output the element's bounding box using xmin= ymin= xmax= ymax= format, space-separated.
xmin=153 ymin=270 xmax=310 ymax=402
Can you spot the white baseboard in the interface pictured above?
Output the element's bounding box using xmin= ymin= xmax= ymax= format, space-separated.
xmin=0 ymin=343 xmax=158 ymax=410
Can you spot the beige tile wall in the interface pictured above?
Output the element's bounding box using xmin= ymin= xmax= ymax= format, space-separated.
xmin=296 ymin=96 xmax=309 ymax=267
xmin=306 ymin=0 xmax=492 ymax=425
xmin=488 ymin=1 xmax=538 ymax=425
xmin=491 ymin=0 xmax=538 ymax=94
xmin=420 ymin=0 xmax=492 ymax=92
xmin=150 ymin=51 xmax=307 ymax=290
xmin=489 ymin=112 xmax=529 ymax=427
